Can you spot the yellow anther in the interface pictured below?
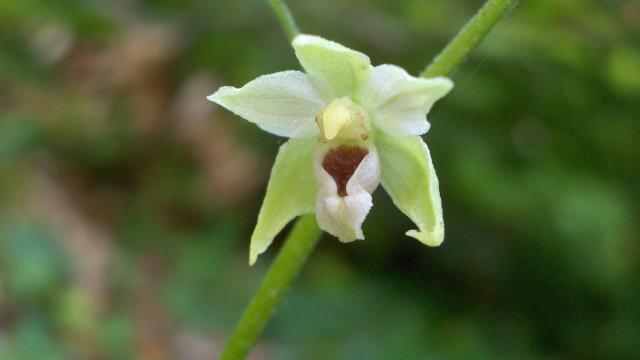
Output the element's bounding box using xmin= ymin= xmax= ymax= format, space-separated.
xmin=321 ymin=98 xmax=353 ymax=141
xmin=316 ymin=97 xmax=370 ymax=142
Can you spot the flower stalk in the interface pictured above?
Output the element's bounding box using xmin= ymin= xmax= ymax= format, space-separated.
xmin=219 ymin=214 xmax=321 ymax=360
xmin=219 ymin=0 xmax=520 ymax=358
xmin=267 ymin=0 xmax=300 ymax=41
xmin=421 ymin=0 xmax=520 ymax=78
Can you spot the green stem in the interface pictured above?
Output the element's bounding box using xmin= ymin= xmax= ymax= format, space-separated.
xmin=219 ymin=214 xmax=322 ymax=360
xmin=220 ymin=0 xmax=520 ymax=358
xmin=267 ymin=0 xmax=300 ymax=41
xmin=421 ymin=0 xmax=520 ymax=78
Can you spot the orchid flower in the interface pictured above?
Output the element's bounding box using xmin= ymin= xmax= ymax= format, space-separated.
xmin=208 ymin=34 xmax=453 ymax=264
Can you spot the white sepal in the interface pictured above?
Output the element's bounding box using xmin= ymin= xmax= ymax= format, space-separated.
xmin=208 ymin=70 xmax=324 ymax=138
xmin=293 ymin=34 xmax=372 ymax=99
xmin=249 ymin=138 xmax=318 ymax=264
xmin=376 ymin=131 xmax=444 ymax=246
xmin=364 ymin=64 xmax=453 ymax=136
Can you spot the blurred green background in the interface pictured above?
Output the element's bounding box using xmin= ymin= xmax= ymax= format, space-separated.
xmin=1 ymin=0 xmax=639 ymax=358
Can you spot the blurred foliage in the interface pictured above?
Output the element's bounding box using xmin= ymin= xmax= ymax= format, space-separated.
xmin=0 ymin=0 xmax=639 ymax=359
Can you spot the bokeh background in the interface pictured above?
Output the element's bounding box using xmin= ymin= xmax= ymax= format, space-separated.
xmin=1 ymin=0 xmax=639 ymax=358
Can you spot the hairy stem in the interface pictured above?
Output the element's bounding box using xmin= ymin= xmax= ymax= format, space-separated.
xmin=219 ymin=215 xmax=322 ymax=360
xmin=421 ymin=0 xmax=520 ymax=78
xmin=267 ymin=0 xmax=300 ymax=41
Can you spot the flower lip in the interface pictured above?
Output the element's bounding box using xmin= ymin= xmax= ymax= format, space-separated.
xmin=321 ymin=145 xmax=369 ymax=197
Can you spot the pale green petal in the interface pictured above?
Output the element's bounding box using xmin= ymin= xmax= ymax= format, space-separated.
xmin=292 ymin=34 xmax=371 ymax=98
xmin=208 ymin=70 xmax=324 ymax=138
xmin=250 ymin=138 xmax=318 ymax=264
xmin=365 ymin=64 xmax=453 ymax=136
xmin=376 ymin=131 xmax=444 ymax=246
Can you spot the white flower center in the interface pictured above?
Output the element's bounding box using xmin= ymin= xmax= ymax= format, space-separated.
xmin=316 ymin=97 xmax=370 ymax=142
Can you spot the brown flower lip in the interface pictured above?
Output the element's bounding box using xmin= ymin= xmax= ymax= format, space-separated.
xmin=321 ymin=145 xmax=369 ymax=197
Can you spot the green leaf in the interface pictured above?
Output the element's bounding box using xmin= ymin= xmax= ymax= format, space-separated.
xmin=250 ymin=137 xmax=318 ymax=264
xmin=376 ymin=132 xmax=444 ymax=246
xmin=293 ymin=34 xmax=371 ymax=99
